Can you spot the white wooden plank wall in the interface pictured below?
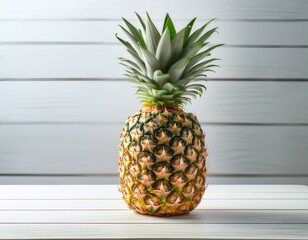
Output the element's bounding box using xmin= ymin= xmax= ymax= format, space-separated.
xmin=0 ymin=0 xmax=307 ymax=184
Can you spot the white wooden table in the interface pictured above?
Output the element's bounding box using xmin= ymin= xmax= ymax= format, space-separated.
xmin=0 ymin=185 xmax=307 ymax=239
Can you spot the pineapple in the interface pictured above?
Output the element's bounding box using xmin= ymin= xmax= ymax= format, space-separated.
xmin=117 ymin=13 xmax=222 ymax=216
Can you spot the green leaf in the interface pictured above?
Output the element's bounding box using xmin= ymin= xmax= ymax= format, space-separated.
xmin=185 ymin=18 xmax=216 ymax=47
xmin=135 ymin=12 xmax=146 ymax=39
xmin=116 ymin=35 xmax=146 ymax=71
xmin=182 ymin=89 xmax=200 ymax=97
xmin=185 ymin=52 xmax=210 ymax=71
xmin=159 ymin=95 xmax=174 ymax=100
xmin=124 ymin=68 xmax=158 ymax=85
xmin=151 ymin=89 xmax=169 ymax=97
xmin=170 ymin=28 xmax=186 ymax=62
xmin=141 ymin=48 xmax=160 ymax=78
xmin=118 ymin=25 xmax=142 ymax=55
xmin=125 ymin=77 xmax=144 ymax=86
xmin=172 ymin=90 xmax=183 ymax=96
xmin=136 ymin=86 xmax=149 ymax=94
xmin=155 ymin=28 xmax=171 ymax=71
xmin=126 ymin=49 xmax=146 ymax=72
xmin=162 ymin=82 xmax=185 ymax=93
xmin=178 ymin=70 xmax=211 ymax=85
xmin=198 ymin=27 xmax=218 ymax=44
xmin=119 ymin=63 xmax=142 ymax=76
xmin=162 ymin=13 xmax=177 ymax=39
xmin=183 ymin=58 xmax=220 ymax=77
xmin=145 ymin=12 xmax=161 ymax=54
xmin=141 ymin=81 xmax=159 ymax=91
xmin=198 ymin=44 xmax=224 ymax=57
xmin=184 ymin=17 xmax=196 ymax=43
xmin=162 ymin=83 xmax=175 ymax=93
xmin=135 ymin=12 xmax=146 ymax=31
xmin=168 ymin=57 xmax=191 ymax=82
xmin=153 ymin=70 xmax=171 ymax=87
xmin=179 ymin=96 xmax=192 ymax=104
xmin=119 ymin=57 xmax=143 ymax=72
xmin=185 ymin=44 xmax=223 ymax=70
xmin=116 ymin=34 xmax=138 ymax=55
xmin=182 ymin=41 xmax=204 ymax=58
xmin=131 ymin=70 xmax=158 ymax=85
xmin=186 ymin=83 xmax=206 ymax=90
xmin=117 ymin=15 xmax=222 ymax=107
xmin=182 ymin=68 xmax=214 ymax=82
xmin=176 ymin=77 xmax=194 ymax=86
xmin=122 ymin=17 xmax=146 ymax=48
xmin=181 ymin=90 xmax=199 ymax=98
xmin=185 ymin=84 xmax=207 ymax=95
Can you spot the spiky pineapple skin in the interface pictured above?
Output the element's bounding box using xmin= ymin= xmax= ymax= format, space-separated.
xmin=118 ymin=106 xmax=207 ymax=217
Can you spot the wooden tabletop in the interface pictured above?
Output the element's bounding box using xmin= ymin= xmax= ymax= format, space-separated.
xmin=0 ymin=185 xmax=307 ymax=239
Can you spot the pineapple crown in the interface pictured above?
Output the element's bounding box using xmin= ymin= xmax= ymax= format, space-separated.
xmin=116 ymin=12 xmax=223 ymax=107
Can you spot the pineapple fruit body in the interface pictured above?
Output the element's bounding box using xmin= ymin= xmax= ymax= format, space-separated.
xmin=118 ymin=105 xmax=207 ymax=216
xmin=116 ymin=13 xmax=222 ymax=216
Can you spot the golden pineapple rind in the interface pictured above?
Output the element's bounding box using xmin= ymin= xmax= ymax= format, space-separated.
xmin=118 ymin=106 xmax=207 ymax=217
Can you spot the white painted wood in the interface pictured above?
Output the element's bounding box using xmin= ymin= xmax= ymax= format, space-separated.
xmin=1 ymin=46 xmax=308 ymax=78
xmin=0 ymin=185 xmax=307 ymax=200
xmin=0 ymin=185 xmax=307 ymax=239
xmin=1 ymin=210 xmax=307 ymax=224
xmin=1 ymin=21 xmax=308 ymax=45
xmin=0 ymin=224 xmax=307 ymax=239
xmin=1 ymin=175 xmax=308 ymax=185
xmin=1 ymin=0 xmax=308 ymax=19
xmin=1 ymin=199 xmax=308 ymax=210
xmin=1 ymin=124 xmax=308 ymax=175
xmin=0 ymin=185 xmax=120 ymax=199
xmin=0 ymin=175 xmax=121 ymax=184
xmin=1 ymin=81 xmax=307 ymax=124
xmin=1 ymin=0 xmax=307 ymax=186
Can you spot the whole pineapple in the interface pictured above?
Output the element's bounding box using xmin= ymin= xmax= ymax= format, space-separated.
xmin=117 ymin=13 xmax=222 ymax=216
